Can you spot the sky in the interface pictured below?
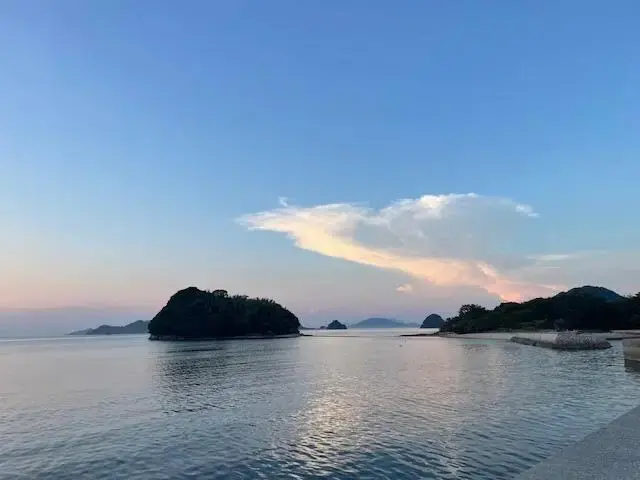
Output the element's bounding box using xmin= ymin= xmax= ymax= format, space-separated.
xmin=1 ymin=1 xmax=639 ymax=334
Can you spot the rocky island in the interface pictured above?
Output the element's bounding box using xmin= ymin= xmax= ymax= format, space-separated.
xmin=148 ymin=287 xmax=300 ymax=340
xmin=421 ymin=314 xmax=444 ymax=328
xmin=326 ymin=320 xmax=347 ymax=330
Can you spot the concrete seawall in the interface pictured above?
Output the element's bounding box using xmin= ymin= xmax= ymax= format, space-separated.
xmin=510 ymin=331 xmax=612 ymax=350
xmin=517 ymin=405 xmax=640 ymax=479
xmin=623 ymin=338 xmax=640 ymax=365
xmin=438 ymin=330 xmax=640 ymax=341
xmin=438 ymin=331 xmax=613 ymax=349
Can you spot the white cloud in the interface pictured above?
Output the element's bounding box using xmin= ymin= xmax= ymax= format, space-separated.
xmin=237 ymin=193 xmax=638 ymax=302
xmin=396 ymin=283 xmax=413 ymax=293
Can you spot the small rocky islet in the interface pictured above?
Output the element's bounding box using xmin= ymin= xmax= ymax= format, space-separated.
xmin=326 ymin=320 xmax=347 ymax=330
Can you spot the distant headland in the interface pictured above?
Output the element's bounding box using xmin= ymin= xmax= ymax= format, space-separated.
xmin=440 ymin=286 xmax=640 ymax=334
xmin=148 ymin=287 xmax=300 ymax=340
xmin=68 ymin=320 xmax=149 ymax=336
xmin=350 ymin=317 xmax=420 ymax=328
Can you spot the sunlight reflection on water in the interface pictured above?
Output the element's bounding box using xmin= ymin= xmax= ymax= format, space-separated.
xmin=0 ymin=333 xmax=639 ymax=479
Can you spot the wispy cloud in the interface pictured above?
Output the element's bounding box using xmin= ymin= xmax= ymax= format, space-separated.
xmin=396 ymin=283 xmax=414 ymax=293
xmin=237 ymin=193 xmax=572 ymax=302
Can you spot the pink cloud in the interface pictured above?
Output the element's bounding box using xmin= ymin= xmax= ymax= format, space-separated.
xmin=238 ymin=193 xmax=564 ymax=302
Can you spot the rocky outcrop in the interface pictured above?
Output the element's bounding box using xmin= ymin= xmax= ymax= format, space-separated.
xmin=326 ymin=320 xmax=347 ymax=330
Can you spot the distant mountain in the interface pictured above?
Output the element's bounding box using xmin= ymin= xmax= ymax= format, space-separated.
xmin=350 ymin=317 xmax=420 ymax=329
xmin=326 ymin=320 xmax=347 ymax=330
xmin=563 ymin=286 xmax=624 ymax=302
xmin=68 ymin=320 xmax=150 ymax=336
xmin=421 ymin=314 xmax=444 ymax=328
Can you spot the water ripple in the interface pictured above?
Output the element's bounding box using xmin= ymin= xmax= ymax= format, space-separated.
xmin=0 ymin=335 xmax=639 ymax=479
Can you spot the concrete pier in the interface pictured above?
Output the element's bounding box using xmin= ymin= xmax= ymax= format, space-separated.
xmin=510 ymin=331 xmax=612 ymax=350
xmin=517 ymin=405 xmax=640 ymax=479
xmin=623 ymin=338 xmax=640 ymax=365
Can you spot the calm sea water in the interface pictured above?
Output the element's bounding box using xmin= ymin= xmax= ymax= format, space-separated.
xmin=1 ymin=330 xmax=639 ymax=479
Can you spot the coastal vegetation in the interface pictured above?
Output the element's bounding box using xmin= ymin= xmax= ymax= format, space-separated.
xmin=148 ymin=287 xmax=300 ymax=339
xmin=440 ymin=286 xmax=640 ymax=334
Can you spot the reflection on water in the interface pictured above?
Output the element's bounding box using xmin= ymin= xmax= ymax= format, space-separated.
xmin=153 ymin=342 xmax=231 ymax=414
xmin=0 ymin=334 xmax=638 ymax=479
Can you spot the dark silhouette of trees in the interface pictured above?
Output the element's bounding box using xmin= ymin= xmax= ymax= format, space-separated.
xmin=440 ymin=287 xmax=640 ymax=334
xmin=421 ymin=314 xmax=444 ymax=328
xmin=148 ymin=287 xmax=300 ymax=338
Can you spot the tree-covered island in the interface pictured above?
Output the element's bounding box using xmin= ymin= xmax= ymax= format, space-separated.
xmin=148 ymin=287 xmax=300 ymax=340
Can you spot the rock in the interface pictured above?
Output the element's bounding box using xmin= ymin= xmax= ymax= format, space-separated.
xmin=326 ymin=320 xmax=347 ymax=330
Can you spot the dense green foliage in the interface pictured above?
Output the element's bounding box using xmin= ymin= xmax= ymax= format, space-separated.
xmin=440 ymin=287 xmax=640 ymax=334
xmin=148 ymin=287 xmax=300 ymax=338
xmin=421 ymin=314 xmax=444 ymax=328
xmin=326 ymin=320 xmax=347 ymax=330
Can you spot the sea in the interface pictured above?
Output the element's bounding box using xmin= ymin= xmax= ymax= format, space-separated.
xmin=1 ymin=329 xmax=639 ymax=479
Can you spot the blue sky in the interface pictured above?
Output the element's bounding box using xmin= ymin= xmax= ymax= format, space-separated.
xmin=1 ymin=1 xmax=639 ymax=332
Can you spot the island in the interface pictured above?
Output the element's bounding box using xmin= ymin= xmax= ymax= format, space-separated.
xmin=350 ymin=317 xmax=420 ymax=328
xmin=440 ymin=285 xmax=640 ymax=334
xmin=326 ymin=320 xmax=347 ymax=330
xmin=421 ymin=314 xmax=444 ymax=328
xmin=68 ymin=320 xmax=149 ymax=335
xmin=148 ymin=287 xmax=300 ymax=340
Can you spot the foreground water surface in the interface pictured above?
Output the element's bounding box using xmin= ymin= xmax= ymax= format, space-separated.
xmin=1 ymin=331 xmax=639 ymax=479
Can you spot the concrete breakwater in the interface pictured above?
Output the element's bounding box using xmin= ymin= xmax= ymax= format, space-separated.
xmin=622 ymin=338 xmax=640 ymax=364
xmin=517 ymin=405 xmax=640 ymax=479
xmin=510 ymin=331 xmax=612 ymax=350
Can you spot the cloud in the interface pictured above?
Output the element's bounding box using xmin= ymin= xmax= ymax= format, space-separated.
xmin=237 ymin=193 xmax=633 ymax=302
xmin=396 ymin=283 xmax=413 ymax=293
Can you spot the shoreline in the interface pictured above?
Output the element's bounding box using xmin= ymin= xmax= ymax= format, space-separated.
xmin=517 ymin=404 xmax=640 ymax=479
xmin=402 ymin=329 xmax=640 ymax=340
